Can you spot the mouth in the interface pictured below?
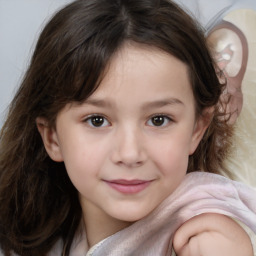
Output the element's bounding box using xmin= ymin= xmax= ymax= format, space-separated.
xmin=104 ymin=179 xmax=153 ymax=194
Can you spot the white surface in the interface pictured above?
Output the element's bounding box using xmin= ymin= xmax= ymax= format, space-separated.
xmin=0 ymin=0 xmax=72 ymax=126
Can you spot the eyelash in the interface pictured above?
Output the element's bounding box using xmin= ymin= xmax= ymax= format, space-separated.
xmin=83 ymin=115 xmax=111 ymax=128
xmin=146 ymin=114 xmax=173 ymax=127
xmin=83 ymin=114 xmax=173 ymax=128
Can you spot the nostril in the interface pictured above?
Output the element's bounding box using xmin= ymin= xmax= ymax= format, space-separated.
xmin=111 ymin=143 xmax=146 ymax=167
xmin=116 ymin=160 xmax=144 ymax=168
xmin=110 ymin=127 xmax=147 ymax=167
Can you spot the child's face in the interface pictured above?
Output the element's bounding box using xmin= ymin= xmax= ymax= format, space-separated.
xmin=41 ymin=44 xmax=208 ymax=223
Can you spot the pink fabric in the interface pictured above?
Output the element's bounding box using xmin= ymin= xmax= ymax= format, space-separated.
xmin=86 ymin=172 xmax=256 ymax=255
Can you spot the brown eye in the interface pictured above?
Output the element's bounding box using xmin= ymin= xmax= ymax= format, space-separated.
xmin=85 ymin=115 xmax=110 ymax=127
xmin=147 ymin=115 xmax=171 ymax=127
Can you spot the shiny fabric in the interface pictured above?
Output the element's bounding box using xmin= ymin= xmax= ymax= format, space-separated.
xmin=66 ymin=172 xmax=256 ymax=255
xmin=2 ymin=172 xmax=255 ymax=255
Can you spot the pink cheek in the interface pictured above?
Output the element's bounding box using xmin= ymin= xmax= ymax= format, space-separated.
xmin=158 ymin=147 xmax=189 ymax=173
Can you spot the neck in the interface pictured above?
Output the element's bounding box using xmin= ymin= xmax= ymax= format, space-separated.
xmin=81 ymin=200 xmax=132 ymax=249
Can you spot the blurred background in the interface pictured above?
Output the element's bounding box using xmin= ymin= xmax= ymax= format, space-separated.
xmin=0 ymin=0 xmax=73 ymax=126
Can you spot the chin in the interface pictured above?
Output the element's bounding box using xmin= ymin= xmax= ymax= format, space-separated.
xmin=111 ymin=207 xmax=154 ymax=223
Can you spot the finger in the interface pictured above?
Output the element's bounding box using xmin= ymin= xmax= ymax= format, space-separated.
xmin=173 ymin=213 xmax=251 ymax=256
xmin=172 ymin=213 xmax=237 ymax=254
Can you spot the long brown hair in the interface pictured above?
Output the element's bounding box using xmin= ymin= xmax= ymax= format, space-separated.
xmin=0 ymin=0 xmax=232 ymax=255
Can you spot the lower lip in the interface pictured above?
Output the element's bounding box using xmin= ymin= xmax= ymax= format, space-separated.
xmin=105 ymin=181 xmax=151 ymax=194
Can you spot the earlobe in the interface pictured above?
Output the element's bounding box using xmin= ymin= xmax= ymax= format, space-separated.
xmin=189 ymin=109 xmax=213 ymax=155
xmin=36 ymin=117 xmax=64 ymax=162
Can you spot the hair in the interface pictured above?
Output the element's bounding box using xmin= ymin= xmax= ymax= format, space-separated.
xmin=0 ymin=0 xmax=233 ymax=255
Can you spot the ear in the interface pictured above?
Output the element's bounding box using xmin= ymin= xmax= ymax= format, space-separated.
xmin=189 ymin=108 xmax=213 ymax=155
xmin=36 ymin=117 xmax=64 ymax=162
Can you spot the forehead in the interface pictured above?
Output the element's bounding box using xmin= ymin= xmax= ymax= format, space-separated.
xmin=88 ymin=43 xmax=194 ymax=106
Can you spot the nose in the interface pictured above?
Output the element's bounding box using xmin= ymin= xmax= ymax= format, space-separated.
xmin=110 ymin=125 xmax=147 ymax=168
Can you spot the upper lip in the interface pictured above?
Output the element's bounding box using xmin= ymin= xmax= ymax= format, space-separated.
xmin=105 ymin=179 xmax=152 ymax=185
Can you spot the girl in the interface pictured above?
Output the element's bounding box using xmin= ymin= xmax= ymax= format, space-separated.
xmin=0 ymin=0 xmax=255 ymax=255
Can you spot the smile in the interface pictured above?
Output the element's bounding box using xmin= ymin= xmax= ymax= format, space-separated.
xmin=104 ymin=179 xmax=152 ymax=194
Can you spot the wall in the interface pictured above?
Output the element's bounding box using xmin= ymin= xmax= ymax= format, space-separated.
xmin=0 ymin=0 xmax=72 ymax=126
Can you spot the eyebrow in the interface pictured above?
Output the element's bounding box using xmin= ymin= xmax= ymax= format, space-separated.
xmin=82 ymin=97 xmax=184 ymax=110
xmin=141 ymin=98 xmax=184 ymax=110
xmin=81 ymin=98 xmax=111 ymax=107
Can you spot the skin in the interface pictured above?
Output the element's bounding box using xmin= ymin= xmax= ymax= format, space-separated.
xmin=173 ymin=213 xmax=253 ymax=256
xmin=37 ymin=44 xmax=253 ymax=254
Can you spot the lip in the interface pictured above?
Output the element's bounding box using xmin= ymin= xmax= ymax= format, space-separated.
xmin=104 ymin=179 xmax=152 ymax=194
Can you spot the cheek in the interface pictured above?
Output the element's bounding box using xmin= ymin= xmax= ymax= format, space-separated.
xmin=60 ymin=132 xmax=104 ymax=166
xmin=150 ymin=143 xmax=188 ymax=199
xmin=60 ymin=136 xmax=111 ymax=186
xmin=149 ymin=134 xmax=191 ymax=174
xmin=63 ymin=151 xmax=99 ymax=199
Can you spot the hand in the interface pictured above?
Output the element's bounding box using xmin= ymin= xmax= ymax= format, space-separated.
xmin=173 ymin=213 xmax=253 ymax=256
